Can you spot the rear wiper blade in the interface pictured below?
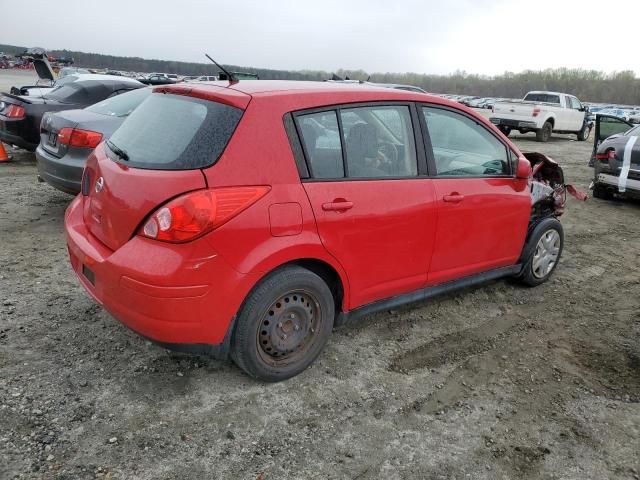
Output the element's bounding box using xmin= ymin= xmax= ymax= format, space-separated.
xmin=106 ymin=140 xmax=129 ymax=161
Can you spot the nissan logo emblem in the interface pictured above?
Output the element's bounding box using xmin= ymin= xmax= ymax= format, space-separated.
xmin=95 ymin=177 xmax=104 ymax=193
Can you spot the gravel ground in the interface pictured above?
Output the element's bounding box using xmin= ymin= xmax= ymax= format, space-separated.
xmin=1 ymin=70 xmax=639 ymax=479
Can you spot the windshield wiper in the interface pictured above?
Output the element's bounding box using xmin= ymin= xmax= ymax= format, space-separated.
xmin=106 ymin=140 xmax=129 ymax=161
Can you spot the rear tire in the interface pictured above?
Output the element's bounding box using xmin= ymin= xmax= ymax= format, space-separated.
xmin=518 ymin=218 xmax=564 ymax=287
xmin=536 ymin=122 xmax=553 ymax=142
xmin=577 ymin=124 xmax=591 ymax=141
xmin=498 ymin=126 xmax=511 ymax=137
xmin=230 ymin=266 xmax=334 ymax=382
xmin=592 ymin=182 xmax=613 ymax=200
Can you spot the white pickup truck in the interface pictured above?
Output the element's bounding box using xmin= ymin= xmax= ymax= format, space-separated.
xmin=490 ymin=91 xmax=590 ymax=142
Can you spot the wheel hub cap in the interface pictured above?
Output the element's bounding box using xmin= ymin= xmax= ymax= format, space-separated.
xmin=259 ymin=293 xmax=315 ymax=357
xmin=532 ymin=230 xmax=560 ymax=278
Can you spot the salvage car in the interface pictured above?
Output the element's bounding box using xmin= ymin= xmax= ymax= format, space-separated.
xmin=589 ymin=114 xmax=640 ymax=200
xmin=36 ymin=87 xmax=152 ymax=194
xmin=0 ymin=75 xmax=144 ymax=151
xmin=65 ymin=81 xmax=582 ymax=381
xmin=490 ymin=91 xmax=590 ymax=142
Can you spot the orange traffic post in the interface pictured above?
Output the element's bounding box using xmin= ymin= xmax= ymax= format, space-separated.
xmin=0 ymin=142 xmax=11 ymax=162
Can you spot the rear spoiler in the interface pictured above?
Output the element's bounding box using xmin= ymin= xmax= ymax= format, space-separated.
xmin=0 ymin=92 xmax=33 ymax=104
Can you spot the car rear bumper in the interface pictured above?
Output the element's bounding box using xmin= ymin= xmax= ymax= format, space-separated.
xmin=596 ymin=173 xmax=640 ymax=195
xmin=64 ymin=195 xmax=250 ymax=357
xmin=490 ymin=118 xmax=538 ymax=129
xmin=0 ymin=126 xmax=37 ymax=151
xmin=35 ymin=145 xmax=83 ymax=194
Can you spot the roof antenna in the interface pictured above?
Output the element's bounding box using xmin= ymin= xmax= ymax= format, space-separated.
xmin=204 ymin=53 xmax=237 ymax=84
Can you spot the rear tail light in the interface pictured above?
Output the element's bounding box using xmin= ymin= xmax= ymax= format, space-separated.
xmin=532 ymin=108 xmax=541 ymax=117
xmin=58 ymin=128 xmax=103 ymax=148
xmin=596 ymin=150 xmax=616 ymax=162
xmin=5 ymin=104 xmax=25 ymax=119
xmin=140 ymin=186 xmax=271 ymax=243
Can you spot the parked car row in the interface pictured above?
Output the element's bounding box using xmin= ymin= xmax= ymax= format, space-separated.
xmin=435 ymin=94 xmax=504 ymax=109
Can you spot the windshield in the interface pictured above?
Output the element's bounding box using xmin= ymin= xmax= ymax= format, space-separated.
xmin=524 ymin=93 xmax=561 ymax=104
xmin=106 ymin=93 xmax=243 ymax=170
xmin=85 ymin=88 xmax=151 ymax=117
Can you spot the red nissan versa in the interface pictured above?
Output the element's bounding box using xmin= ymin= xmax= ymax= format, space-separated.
xmin=65 ymin=80 xmax=575 ymax=381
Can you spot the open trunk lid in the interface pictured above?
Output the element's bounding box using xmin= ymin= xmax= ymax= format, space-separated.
xmin=81 ymin=87 xmax=246 ymax=251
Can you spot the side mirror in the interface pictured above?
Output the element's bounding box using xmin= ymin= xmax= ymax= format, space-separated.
xmin=516 ymin=158 xmax=532 ymax=179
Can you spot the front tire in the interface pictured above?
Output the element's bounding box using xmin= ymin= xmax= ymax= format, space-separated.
xmin=230 ymin=266 xmax=334 ymax=382
xmin=536 ymin=122 xmax=553 ymax=142
xmin=518 ymin=218 xmax=564 ymax=287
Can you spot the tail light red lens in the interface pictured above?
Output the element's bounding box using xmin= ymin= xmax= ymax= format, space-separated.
xmin=140 ymin=186 xmax=271 ymax=243
xmin=532 ymin=108 xmax=541 ymax=117
xmin=58 ymin=128 xmax=103 ymax=148
xmin=6 ymin=104 xmax=25 ymax=119
xmin=596 ymin=150 xmax=616 ymax=162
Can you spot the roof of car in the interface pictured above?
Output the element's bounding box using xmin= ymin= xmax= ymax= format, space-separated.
xmin=181 ymin=80 xmax=433 ymax=101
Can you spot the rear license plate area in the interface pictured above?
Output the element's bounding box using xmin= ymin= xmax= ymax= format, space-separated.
xmin=82 ymin=264 xmax=95 ymax=286
xmin=47 ymin=132 xmax=58 ymax=148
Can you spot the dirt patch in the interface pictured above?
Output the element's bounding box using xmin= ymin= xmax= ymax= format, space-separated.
xmin=389 ymin=312 xmax=525 ymax=373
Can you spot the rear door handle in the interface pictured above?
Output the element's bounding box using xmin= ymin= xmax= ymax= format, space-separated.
xmin=443 ymin=194 xmax=465 ymax=203
xmin=322 ymin=201 xmax=354 ymax=212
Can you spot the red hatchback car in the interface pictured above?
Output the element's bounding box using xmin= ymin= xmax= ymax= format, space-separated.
xmin=65 ymin=81 xmax=572 ymax=381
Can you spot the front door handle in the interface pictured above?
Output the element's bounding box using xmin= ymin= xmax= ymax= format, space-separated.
xmin=443 ymin=193 xmax=465 ymax=203
xmin=322 ymin=200 xmax=354 ymax=212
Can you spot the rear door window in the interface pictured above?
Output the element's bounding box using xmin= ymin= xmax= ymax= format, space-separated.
xmin=340 ymin=105 xmax=417 ymax=178
xmin=297 ymin=111 xmax=344 ymax=179
xmin=106 ymin=93 xmax=242 ymax=170
xmin=296 ymin=104 xmax=418 ymax=179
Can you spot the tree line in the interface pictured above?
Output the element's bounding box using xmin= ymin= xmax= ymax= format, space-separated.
xmin=2 ymin=44 xmax=639 ymax=105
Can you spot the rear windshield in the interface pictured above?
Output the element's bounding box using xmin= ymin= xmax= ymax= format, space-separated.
xmin=524 ymin=93 xmax=560 ymax=104
xmin=44 ymin=81 xmax=124 ymax=104
xmin=85 ymin=88 xmax=151 ymax=117
xmin=105 ymin=93 xmax=243 ymax=170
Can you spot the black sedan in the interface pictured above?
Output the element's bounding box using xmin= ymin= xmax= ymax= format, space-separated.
xmin=590 ymin=114 xmax=640 ymax=200
xmin=0 ymin=75 xmax=144 ymax=151
xmin=139 ymin=73 xmax=177 ymax=86
xmin=36 ymin=87 xmax=152 ymax=194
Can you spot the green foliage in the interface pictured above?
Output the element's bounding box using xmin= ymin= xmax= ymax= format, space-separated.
xmin=1 ymin=44 xmax=639 ymax=104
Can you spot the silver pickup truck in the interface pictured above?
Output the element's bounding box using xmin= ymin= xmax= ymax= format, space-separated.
xmin=490 ymin=91 xmax=590 ymax=142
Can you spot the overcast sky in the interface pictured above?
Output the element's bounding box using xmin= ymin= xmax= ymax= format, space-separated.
xmin=4 ymin=0 xmax=639 ymax=76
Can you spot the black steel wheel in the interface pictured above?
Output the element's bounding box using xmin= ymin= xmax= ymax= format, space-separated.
xmin=231 ymin=266 xmax=334 ymax=381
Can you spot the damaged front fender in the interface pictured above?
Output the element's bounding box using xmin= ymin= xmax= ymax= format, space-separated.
xmin=522 ymin=152 xmax=587 ymax=218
